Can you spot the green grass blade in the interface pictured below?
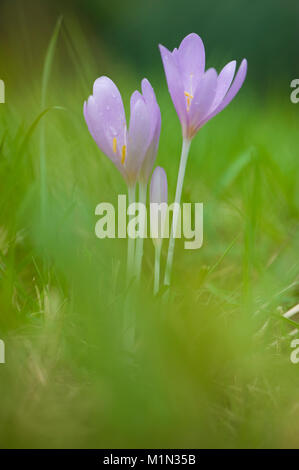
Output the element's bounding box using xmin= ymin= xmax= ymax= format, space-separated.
xmin=40 ymin=16 xmax=63 ymax=222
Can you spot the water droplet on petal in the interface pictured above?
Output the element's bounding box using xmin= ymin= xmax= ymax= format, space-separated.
xmin=109 ymin=126 xmax=117 ymax=136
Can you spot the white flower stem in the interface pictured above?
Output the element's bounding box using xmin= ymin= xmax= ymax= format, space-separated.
xmin=164 ymin=137 xmax=191 ymax=286
xmin=135 ymin=182 xmax=147 ymax=280
xmin=154 ymin=242 xmax=162 ymax=295
xmin=127 ymin=184 xmax=136 ymax=281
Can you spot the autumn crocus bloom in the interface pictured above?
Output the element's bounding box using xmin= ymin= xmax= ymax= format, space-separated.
xmin=84 ymin=76 xmax=160 ymax=188
xmin=150 ymin=165 xmax=168 ymax=242
xmin=150 ymin=166 xmax=168 ymax=294
xmin=159 ymin=33 xmax=247 ymax=285
xmin=159 ymin=33 xmax=247 ymax=140
xmin=150 ymin=166 xmax=168 ymax=206
xmin=84 ymin=76 xmax=161 ymax=279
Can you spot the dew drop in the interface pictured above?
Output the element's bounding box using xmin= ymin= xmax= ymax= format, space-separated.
xmin=109 ymin=126 xmax=117 ymax=136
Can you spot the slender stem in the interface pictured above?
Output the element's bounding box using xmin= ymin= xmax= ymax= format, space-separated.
xmin=164 ymin=138 xmax=191 ymax=286
xmin=154 ymin=243 xmax=162 ymax=295
xmin=127 ymin=184 xmax=136 ymax=281
xmin=135 ymin=182 xmax=147 ymax=280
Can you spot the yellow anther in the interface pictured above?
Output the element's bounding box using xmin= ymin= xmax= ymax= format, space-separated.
xmin=184 ymin=91 xmax=193 ymax=112
xmin=121 ymin=145 xmax=126 ymax=164
xmin=112 ymin=137 xmax=117 ymax=153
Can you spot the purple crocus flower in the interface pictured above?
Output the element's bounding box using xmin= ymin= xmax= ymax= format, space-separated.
xmin=160 ymin=33 xmax=247 ymax=286
xmin=150 ymin=166 xmax=168 ymax=206
xmin=84 ymin=77 xmax=161 ymax=187
xmin=84 ymin=76 xmax=161 ymax=281
xmin=150 ymin=165 xmax=168 ymax=244
xmin=159 ymin=33 xmax=247 ymax=139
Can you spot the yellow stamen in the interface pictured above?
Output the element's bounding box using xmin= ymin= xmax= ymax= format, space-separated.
xmin=121 ymin=145 xmax=126 ymax=164
xmin=184 ymin=91 xmax=194 ymax=112
xmin=112 ymin=137 xmax=117 ymax=153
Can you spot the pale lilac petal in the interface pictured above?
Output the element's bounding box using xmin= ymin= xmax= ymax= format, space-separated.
xmin=139 ymin=79 xmax=161 ymax=184
xmin=211 ymin=60 xmax=236 ymax=111
xmin=176 ymin=33 xmax=205 ymax=91
xmin=139 ymin=122 xmax=161 ymax=184
xmin=188 ymin=68 xmax=218 ymax=136
xmin=126 ymin=92 xmax=151 ymax=185
xmin=92 ymin=76 xmax=127 ymax=152
xmin=141 ymin=78 xmax=159 ymax=140
xmin=84 ymin=96 xmax=126 ymax=178
xmin=150 ymin=166 xmax=168 ymax=204
xmin=207 ymin=59 xmax=247 ymax=121
xmin=159 ymin=44 xmax=188 ymax=134
xmin=83 ymin=99 xmax=99 ymax=147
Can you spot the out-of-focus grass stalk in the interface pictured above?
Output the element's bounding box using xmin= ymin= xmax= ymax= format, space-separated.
xmin=127 ymin=184 xmax=136 ymax=281
xmin=164 ymin=138 xmax=191 ymax=286
xmin=243 ymin=156 xmax=260 ymax=314
xmin=40 ymin=16 xmax=63 ymax=222
xmin=135 ymin=182 xmax=147 ymax=280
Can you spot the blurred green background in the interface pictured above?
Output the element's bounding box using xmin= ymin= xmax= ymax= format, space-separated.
xmin=0 ymin=0 xmax=298 ymax=449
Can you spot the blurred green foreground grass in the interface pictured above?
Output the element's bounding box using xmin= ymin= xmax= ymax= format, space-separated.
xmin=0 ymin=19 xmax=298 ymax=448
